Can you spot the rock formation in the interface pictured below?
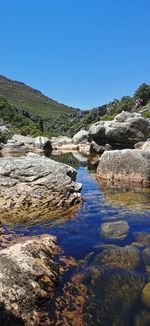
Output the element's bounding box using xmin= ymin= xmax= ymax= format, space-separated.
xmin=97 ymin=149 xmax=150 ymax=186
xmin=89 ymin=111 xmax=150 ymax=149
xmin=0 ymin=235 xmax=59 ymax=324
xmin=0 ymin=156 xmax=82 ymax=220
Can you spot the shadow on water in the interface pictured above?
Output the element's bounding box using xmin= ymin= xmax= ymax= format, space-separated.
xmin=1 ymin=152 xmax=150 ymax=325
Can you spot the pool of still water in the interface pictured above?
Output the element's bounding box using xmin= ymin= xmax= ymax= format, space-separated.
xmin=3 ymin=154 xmax=150 ymax=325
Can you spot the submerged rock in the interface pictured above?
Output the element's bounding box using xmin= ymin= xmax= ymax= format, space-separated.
xmin=135 ymin=309 xmax=150 ymax=326
xmin=97 ymin=149 xmax=150 ymax=186
xmin=92 ymin=244 xmax=141 ymax=271
xmin=100 ymin=220 xmax=129 ymax=239
xmin=143 ymin=248 xmax=150 ymax=272
xmin=141 ymin=283 xmax=150 ymax=308
xmin=0 ymin=156 xmax=82 ymax=220
xmin=83 ymin=266 xmax=145 ymax=325
xmin=0 ymin=235 xmax=59 ymax=324
xmin=133 ymin=232 xmax=150 ymax=247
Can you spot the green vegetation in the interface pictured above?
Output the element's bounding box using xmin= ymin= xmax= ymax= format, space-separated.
xmin=0 ymin=76 xmax=149 ymax=137
xmin=102 ymin=83 xmax=150 ymax=121
xmin=0 ymin=75 xmax=79 ymax=136
xmin=0 ymin=96 xmax=42 ymax=137
xmin=134 ymin=83 xmax=150 ymax=105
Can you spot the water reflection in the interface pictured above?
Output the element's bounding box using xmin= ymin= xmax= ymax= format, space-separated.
xmin=98 ymin=179 xmax=150 ymax=211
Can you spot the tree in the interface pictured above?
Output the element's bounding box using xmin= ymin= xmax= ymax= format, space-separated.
xmin=134 ymin=83 xmax=150 ymax=105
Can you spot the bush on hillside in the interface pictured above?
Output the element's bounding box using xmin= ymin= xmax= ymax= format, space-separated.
xmin=134 ymin=83 xmax=150 ymax=105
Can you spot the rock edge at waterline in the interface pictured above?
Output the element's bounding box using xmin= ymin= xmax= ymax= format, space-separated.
xmin=97 ymin=149 xmax=150 ymax=186
xmin=0 ymin=156 xmax=82 ymax=219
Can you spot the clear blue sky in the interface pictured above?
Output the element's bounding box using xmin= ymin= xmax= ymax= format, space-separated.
xmin=0 ymin=0 xmax=150 ymax=109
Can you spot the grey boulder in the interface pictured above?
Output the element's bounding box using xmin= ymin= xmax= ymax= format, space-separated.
xmin=97 ymin=149 xmax=150 ymax=186
xmin=89 ymin=111 xmax=150 ymax=148
xmin=72 ymin=129 xmax=89 ymax=145
xmin=0 ymin=156 xmax=82 ymax=218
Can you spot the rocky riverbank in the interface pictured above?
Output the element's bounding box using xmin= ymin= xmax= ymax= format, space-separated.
xmin=0 ymin=156 xmax=82 ymax=222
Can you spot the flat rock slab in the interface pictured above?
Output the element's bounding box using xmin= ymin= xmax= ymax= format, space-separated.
xmin=97 ymin=149 xmax=150 ymax=186
xmin=0 ymin=156 xmax=82 ymax=219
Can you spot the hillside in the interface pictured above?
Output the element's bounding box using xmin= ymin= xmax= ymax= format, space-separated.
xmin=0 ymin=75 xmax=77 ymax=117
xmin=0 ymin=75 xmax=81 ymax=136
xmin=0 ymin=75 xmax=150 ymax=138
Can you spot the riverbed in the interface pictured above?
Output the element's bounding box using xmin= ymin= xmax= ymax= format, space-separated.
xmin=1 ymin=153 xmax=150 ymax=325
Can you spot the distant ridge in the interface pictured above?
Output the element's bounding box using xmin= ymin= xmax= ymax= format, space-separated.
xmin=0 ymin=75 xmax=149 ymax=137
xmin=0 ymin=75 xmax=78 ymax=117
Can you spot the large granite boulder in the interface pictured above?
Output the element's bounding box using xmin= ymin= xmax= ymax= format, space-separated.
xmin=97 ymin=149 xmax=150 ymax=186
xmin=0 ymin=156 xmax=82 ymax=219
xmin=89 ymin=111 xmax=150 ymax=148
xmin=72 ymin=130 xmax=89 ymax=145
xmin=0 ymin=235 xmax=59 ymax=324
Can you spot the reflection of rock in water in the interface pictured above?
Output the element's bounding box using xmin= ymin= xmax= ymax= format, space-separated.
xmin=72 ymin=152 xmax=88 ymax=163
xmin=51 ymin=152 xmax=80 ymax=169
xmin=98 ymin=179 xmax=150 ymax=210
xmin=0 ymin=202 xmax=82 ymax=226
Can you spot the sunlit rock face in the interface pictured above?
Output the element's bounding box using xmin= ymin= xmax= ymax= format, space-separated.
xmin=72 ymin=130 xmax=89 ymax=145
xmin=89 ymin=111 xmax=150 ymax=148
xmin=0 ymin=235 xmax=59 ymax=324
xmin=0 ymin=156 xmax=82 ymax=221
xmin=97 ymin=149 xmax=150 ymax=186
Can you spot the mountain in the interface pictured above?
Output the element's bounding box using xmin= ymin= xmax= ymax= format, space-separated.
xmin=0 ymin=75 xmax=80 ymax=136
xmin=0 ymin=75 xmax=78 ymax=117
xmin=0 ymin=75 xmax=109 ymax=136
xmin=0 ymin=75 xmax=150 ymax=138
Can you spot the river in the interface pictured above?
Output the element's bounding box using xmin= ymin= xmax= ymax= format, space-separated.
xmin=1 ymin=153 xmax=150 ymax=325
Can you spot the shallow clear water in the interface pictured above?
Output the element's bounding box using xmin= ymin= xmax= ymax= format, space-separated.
xmin=1 ymin=153 xmax=150 ymax=325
